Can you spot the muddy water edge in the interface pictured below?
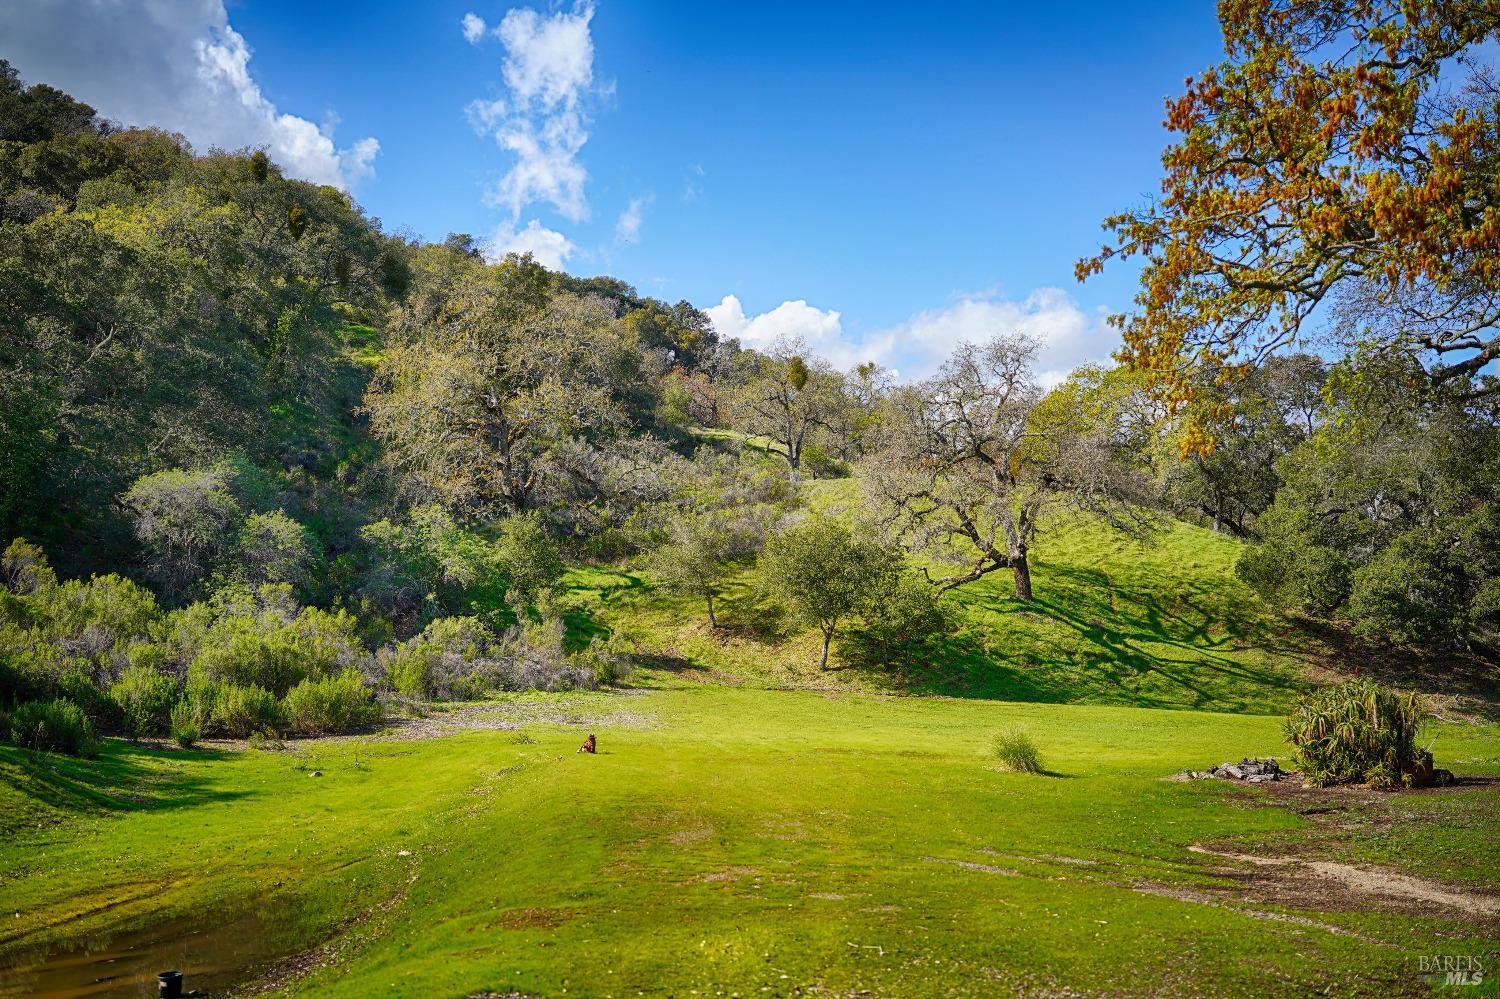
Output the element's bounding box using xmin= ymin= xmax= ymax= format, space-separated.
xmin=0 ymin=900 xmax=311 ymax=998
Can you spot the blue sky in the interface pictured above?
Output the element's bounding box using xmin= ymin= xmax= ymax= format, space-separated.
xmin=3 ymin=1 xmax=1229 ymax=379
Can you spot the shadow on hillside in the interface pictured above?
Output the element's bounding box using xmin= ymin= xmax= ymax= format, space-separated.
xmin=869 ymin=559 xmax=1303 ymax=712
xmin=1271 ymin=616 xmax=1500 ymax=722
xmin=0 ymin=742 xmax=246 ymax=831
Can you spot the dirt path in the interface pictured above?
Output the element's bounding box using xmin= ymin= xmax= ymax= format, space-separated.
xmin=1187 ymin=844 xmax=1500 ymax=915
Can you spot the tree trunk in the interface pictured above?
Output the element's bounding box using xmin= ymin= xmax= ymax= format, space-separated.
xmin=1011 ymin=550 xmax=1033 ymax=602
xmin=819 ymin=629 xmax=832 ymax=669
xmin=706 ymin=592 xmax=717 ymax=629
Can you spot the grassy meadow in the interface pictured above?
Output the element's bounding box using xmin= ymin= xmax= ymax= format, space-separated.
xmin=3 ymin=686 xmax=1499 ymax=998
xmin=3 ymin=508 xmax=1499 ymax=997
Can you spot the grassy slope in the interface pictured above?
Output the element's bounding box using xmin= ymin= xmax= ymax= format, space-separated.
xmin=2 ymin=690 xmax=1497 ymax=997
xmin=566 ymin=477 xmax=1314 ymax=715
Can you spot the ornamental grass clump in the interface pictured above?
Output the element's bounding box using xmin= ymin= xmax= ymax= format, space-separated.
xmin=992 ymin=727 xmax=1043 ymax=774
xmin=1284 ymin=679 xmax=1427 ymax=788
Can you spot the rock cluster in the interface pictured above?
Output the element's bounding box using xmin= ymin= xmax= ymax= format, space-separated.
xmin=1186 ymin=757 xmax=1285 ymax=782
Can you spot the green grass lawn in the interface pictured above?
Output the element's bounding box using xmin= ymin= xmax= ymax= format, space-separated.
xmin=3 ymin=687 xmax=1498 ymax=997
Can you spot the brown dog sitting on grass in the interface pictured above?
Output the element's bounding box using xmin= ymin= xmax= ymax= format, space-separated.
xmin=578 ymin=733 xmax=596 ymax=754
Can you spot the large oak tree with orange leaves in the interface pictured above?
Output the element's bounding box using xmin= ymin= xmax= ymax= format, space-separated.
xmin=1080 ymin=0 xmax=1500 ymax=432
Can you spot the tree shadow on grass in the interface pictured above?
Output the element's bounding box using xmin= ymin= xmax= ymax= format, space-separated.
xmin=861 ymin=559 xmax=1304 ymax=711
xmin=0 ymin=741 xmax=248 ymax=831
xmin=1264 ymin=615 xmax=1500 ymax=722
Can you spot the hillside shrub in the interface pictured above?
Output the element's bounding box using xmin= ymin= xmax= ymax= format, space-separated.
xmin=495 ymin=513 xmax=564 ymax=614
xmin=359 ymin=506 xmax=499 ymax=634
xmin=283 ymin=669 xmax=380 ymax=736
xmin=190 ymin=603 xmax=364 ymax=697
xmin=1284 ymin=679 xmax=1427 ymax=787
xmin=839 ymin=573 xmax=953 ymax=670
xmin=56 ymin=667 xmax=115 ymax=727
xmin=8 ymin=698 xmax=97 ymax=757
xmin=236 ymin=510 xmax=322 ymax=591
xmin=213 ymin=682 xmax=285 ymax=738
xmin=992 ymin=728 xmax=1043 ymax=774
xmin=384 ymin=616 xmax=493 ymax=699
xmin=0 ymin=629 xmax=63 ymax=703
xmin=169 ymin=700 xmax=200 ymax=748
xmin=177 ymin=671 xmax=220 ymax=731
xmin=110 ymin=664 xmax=176 ymax=738
xmin=572 ymin=633 xmax=635 ymax=687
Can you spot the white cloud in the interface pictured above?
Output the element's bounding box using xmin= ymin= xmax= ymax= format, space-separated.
xmin=466 ymin=2 xmax=598 ymax=222
xmin=461 ymin=12 xmax=488 ymax=44
xmin=484 ymin=219 xmax=577 ymax=270
xmin=881 ymin=288 xmax=1115 ymax=384
xmin=706 ymin=288 xmax=1117 ymax=383
xmin=707 ymin=295 xmax=868 ymax=370
xmin=615 ymin=195 xmax=651 ymax=244
xmin=0 ymin=0 xmax=378 ymax=190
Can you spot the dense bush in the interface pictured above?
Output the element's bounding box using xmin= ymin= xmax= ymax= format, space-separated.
xmin=187 ymin=593 xmax=364 ymax=696
xmin=169 ymin=700 xmax=200 ymax=748
xmin=1236 ymin=375 xmax=1500 ymax=650
xmin=109 ymin=663 xmax=176 ymax=738
xmin=358 ymin=506 xmax=500 ymax=635
xmin=283 ymin=668 xmax=381 ymax=736
xmin=494 ymin=513 xmax=564 ymax=614
xmin=122 ymin=466 xmax=244 ymax=599
xmin=212 ymin=682 xmax=285 ymax=738
xmin=573 ymin=633 xmax=635 ymax=687
xmin=384 ymin=616 xmax=494 ymax=700
xmin=1284 ymin=679 xmax=1427 ymax=787
xmin=839 ymin=573 xmax=952 ymax=670
xmin=8 ymin=698 xmax=97 ymax=756
xmin=237 ymin=510 xmax=323 ymax=591
xmin=0 ymin=541 xmax=161 ymax=706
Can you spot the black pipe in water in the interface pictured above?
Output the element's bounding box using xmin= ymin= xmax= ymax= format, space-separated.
xmin=158 ymin=969 xmax=184 ymax=998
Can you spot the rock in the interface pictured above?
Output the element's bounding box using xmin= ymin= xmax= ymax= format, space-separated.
xmin=1433 ymin=769 xmax=1456 ymax=787
xmin=308 ymin=770 xmax=322 ymax=778
xmin=1222 ymin=764 xmax=1245 ymax=779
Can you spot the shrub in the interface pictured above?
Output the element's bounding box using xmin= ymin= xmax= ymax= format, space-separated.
xmin=56 ymin=666 xmax=115 ymax=727
xmin=2 ymin=538 xmax=57 ymax=594
xmin=283 ymin=668 xmax=381 ymax=736
xmin=384 ymin=616 xmax=494 ymax=700
xmin=1284 ymin=679 xmax=1427 ymax=787
xmin=0 ymin=630 xmax=64 ymax=704
xmin=190 ymin=602 xmax=364 ymax=697
xmin=178 ymin=671 xmax=220 ymax=731
xmin=359 ymin=505 xmax=498 ymax=633
xmin=110 ymin=664 xmax=177 ymax=738
xmin=839 ymin=573 xmax=952 ymax=670
xmin=213 ymin=682 xmax=285 ymax=738
xmin=992 ymin=728 xmax=1043 ymax=774
xmin=122 ymin=466 xmax=244 ymax=598
xmin=800 ymin=442 xmax=850 ymax=479
xmin=170 ymin=701 xmax=200 ymax=748
xmin=237 ymin=510 xmax=322 ymax=590
xmin=8 ymin=698 xmax=97 ymax=756
xmin=572 ymin=633 xmax=634 ymax=687
xmin=495 ymin=513 xmax=564 ymax=614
